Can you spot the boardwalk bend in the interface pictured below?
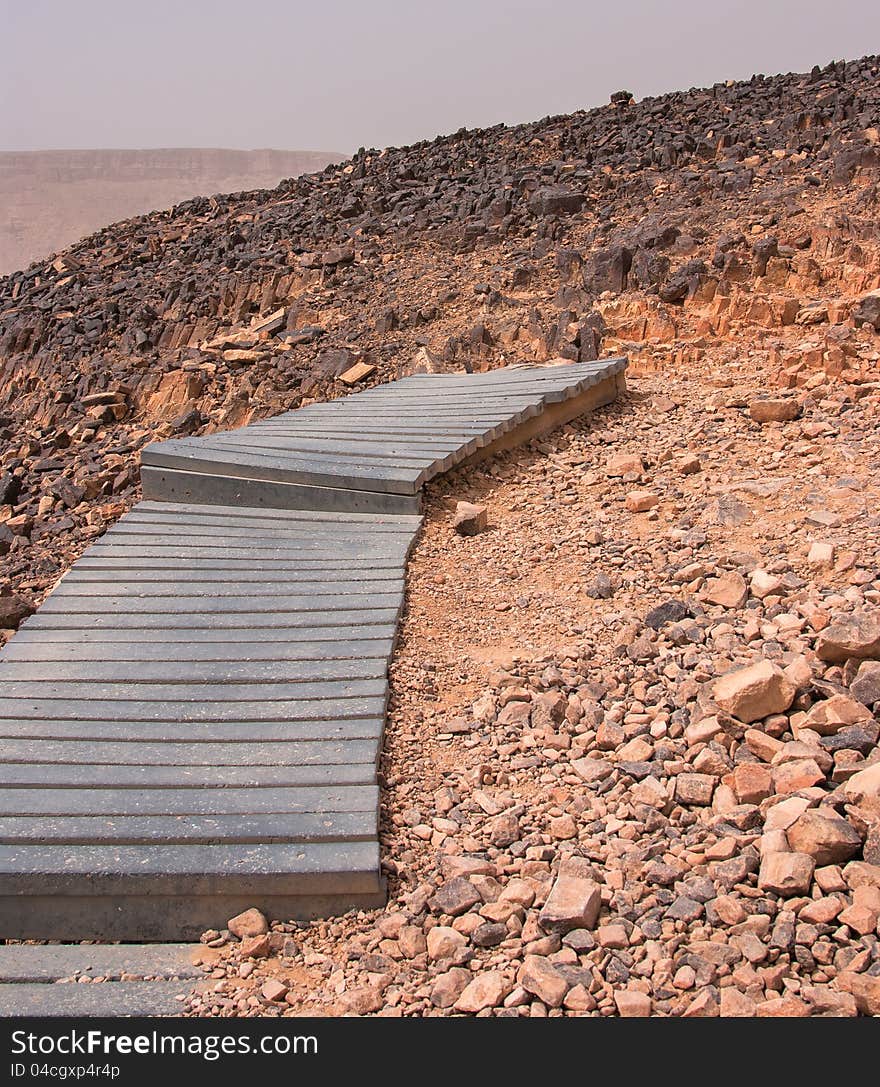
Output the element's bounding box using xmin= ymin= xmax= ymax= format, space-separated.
xmin=0 ymin=358 xmax=626 ymax=939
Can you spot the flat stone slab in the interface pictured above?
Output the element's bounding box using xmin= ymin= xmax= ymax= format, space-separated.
xmin=0 ymin=981 xmax=195 ymax=1017
xmin=142 ymin=359 xmax=626 ymax=509
xmin=0 ymin=359 xmax=626 ymax=939
xmin=0 ymin=943 xmax=202 ymax=982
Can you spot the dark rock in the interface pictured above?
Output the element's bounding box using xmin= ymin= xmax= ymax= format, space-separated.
xmin=0 ymin=474 xmax=21 ymax=505
xmin=852 ymin=292 xmax=880 ymax=332
xmin=645 ymin=599 xmax=692 ymax=630
xmin=528 ymin=187 xmax=585 ymax=217
xmin=0 ymin=593 xmax=34 ymax=629
xmin=429 ymin=878 xmax=481 ymax=917
xmin=583 ymin=245 xmax=632 ymax=295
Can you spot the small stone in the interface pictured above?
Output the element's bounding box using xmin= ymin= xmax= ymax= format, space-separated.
xmin=0 ymin=593 xmax=34 ymax=630
xmin=398 ymin=925 xmax=427 ymax=959
xmin=713 ymin=660 xmax=796 ymax=722
xmin=489 ymin=812 xmax=521 ymax=847
xmin=645 ymin=599 xmax=691 ymax=630
xmin=239 ymin=934 xmax=270 ymax=958
xmin=678 ymin=455 xmax=702 ymax=475
xmin=625 ymin=490 xmax=659 ymax=512
xmin=800 ymin=694 xmax=872 ymax=736
xmin=682 ymin=989 xmax=719 ymax=1017
xmin=518 ymin=955 xmax=570 ymax=1007
xmin=429 ymin=877 xmax=481 ymax=916
xmin=614 ymin=990 xmax=652 ymax=1017
xmin=720 ymin=988 xmax=757 ymax=1017
xmin=667 ymin=896 xmax=704 ymax=923
xmin=808 ymin=541 xmax=835 ymax=567
xmin=756 ymin=995 xmax=810 ymax=1016
xmin=227 ymin=908 xmax=269 ymax=939
xmin=548 ymin=814 xmax=578 ymax=840
xmin=703 ymin=572 xmax=748 ymax=609
xmin=750 ymin=569 xmax=784 ymax=599
xmin=426 ymin=926 xmax=467 ymax=961
xmin=597 ymin=924 xmax=629 ymax=949
xmin=749 ymin=397 xmax=800 ymax=423
xmin=731 ymin=762 xmax=773 ymax=804
xmin=261 ymin=979 xmax=289 ymax=1003
xmin=675 ymin=773 xmax=716 ymax=806
xmin=454 ymin=971 xmax=512 ymax=1013
xmin=453 ymin=501 xmax=488 ymax=536
xmin=539 ymin=863 xmax=601 ymax=933
xmin=772 ymin=758 xmax=825 ymax=795
xmin=851 ymin=661 xmax=880 ymax=706
xmin=786 ymin=809 xmax=862 ymax=866
xmin=342 ymin=986 xmax=383 ymax=1014
xmin=758 ymin=852 xmax=815 ymax=896
xmin=842 ymin=762 xmax=880 ymax=807
xmin=564 ymin=984 xmax=597 ymax=1011
xmin=430 ymin=968 xmax=471 ymax=1008
xmin=606 ymin=452 xmax=644 ymax=477
xmin=835 ymin=971 xmax=880 ymax=1016
xmin=471 ymin=922 xmax=506 ymax=948
xmin=837 ymin=904 xmax=878 ymax=935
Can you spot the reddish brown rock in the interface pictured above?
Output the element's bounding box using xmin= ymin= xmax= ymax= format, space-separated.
xmin=713 ymin=661 xmax=796 ymax=722
xmin=816 ymin=609 xmax=880 ymax=663
xmin=227 ymin=908 xmax=269 ymax=939
xmin=749 ymin=397 xmax=800 ymax=423
xmin=758 ymin=852 xmax=815 ymax=896
xmin=786 ymin=809 xmax=863 ymax=866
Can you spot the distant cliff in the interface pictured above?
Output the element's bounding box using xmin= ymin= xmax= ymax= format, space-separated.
xmin=0 ymin=147 xmax=346 ymax=274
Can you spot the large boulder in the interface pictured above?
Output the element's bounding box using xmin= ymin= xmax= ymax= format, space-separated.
xmin=816 ymin=609 xmax=880 ymax=663
xmin=713 ymin=660 xmax=796 ymax=723
xmin=582 ymin=245 xmax=632 ymax=295
xmin=786 ymin=809 xmax=862 ymax=866
xmin=852 ymin=290 xmax=880 ymax=331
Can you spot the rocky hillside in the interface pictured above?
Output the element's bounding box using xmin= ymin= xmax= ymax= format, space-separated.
xmin=2 ymin=53 xmax=880 ymax=1019
xmin=2 ymin=54 xmax=879 ymax=630
xmin=0 ymin=148 xmax=345 ymax=276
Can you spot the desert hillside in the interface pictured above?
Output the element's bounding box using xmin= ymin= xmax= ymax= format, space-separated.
xmin=1 ymin=55 xmax=880 ymax=1018
xmin=0 ymin=148 xmax=345 ymax=275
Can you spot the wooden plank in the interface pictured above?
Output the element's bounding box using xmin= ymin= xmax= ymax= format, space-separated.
xmin=0 ymin=737 xmax=379 ymax=766
xmin=0 ymin=981 xmax=195 ymax=1018
xmin=22 ymin=608 xmax=401 ymax=629
xmin=0 ymin=695 xmax=386 ymax=721
xmin=38 ymin=591 xmax=404 ymax=615
xmin=141 ymin=466 xmax=425 ymax=514
xmin=142 ymin=441 xmax=426 ymax=494
xmin=135 ymin=500 xmax=423 ymax=527
xmin=0 ymin=812 xmax=375 ymax=844
xmin=0 ymin=657 xmax=388 ymax=683
xmin=73 ymin=556 xmax=406 ymax=572
xmin=0 ymin=677 xmax=387 ymax=703
xmin=11 ymin=623 xmax=398 ymax=643
xmin=0 ymin=840 xmax=383 ymax=889
xmin=0 ymin=718 xmax=385 ymax=742
xmin=0 ymin=638 xmax=394 ymax=663
xmin=0 ymin=785 xmax=379 ymax=816
xmin=47 ymin=579 xmax=401 ymax=597
xmin=0 ymin=762 xmax=375 ymax=788
xmin=0 ymin=942 xmax=202 ymax=983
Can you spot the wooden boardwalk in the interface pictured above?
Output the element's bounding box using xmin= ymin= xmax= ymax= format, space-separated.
xmin=0 ymin=359 xmax=626 ymax=939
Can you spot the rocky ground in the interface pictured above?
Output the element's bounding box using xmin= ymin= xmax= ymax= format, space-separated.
xmin=1 ymin=55 xmax=879 ymax=1018
xmin=183 ymin=341 xmax=880 ymax=1017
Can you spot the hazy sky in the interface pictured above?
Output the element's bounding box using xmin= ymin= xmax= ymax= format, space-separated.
xmin=2 ymin=0 xmax=877 ymax=155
